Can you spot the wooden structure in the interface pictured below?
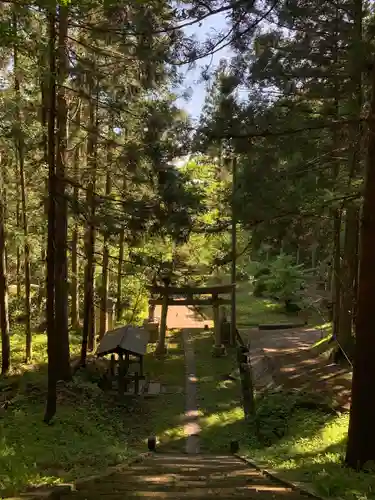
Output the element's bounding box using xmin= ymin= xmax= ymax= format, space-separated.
xmin=96 ymin=325 xmax=149 ymax=395
xmin=147 ymin=284 xmax=234 ymax=356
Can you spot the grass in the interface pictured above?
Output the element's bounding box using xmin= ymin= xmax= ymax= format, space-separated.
xmin=0 ymin=326 xmax=186 ymax=496
xmin=198 ymin=278 xmax=325 ymax=328
xmin=236 ymin=288 xmax=293 ymax=327
xmin=242 ymin=404 xmax=375 ymax=500
xmin=193 ymin=330 xmax=248 ymax=453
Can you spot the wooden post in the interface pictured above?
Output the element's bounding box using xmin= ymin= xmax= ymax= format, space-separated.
xmin=134 ymin=371 xmax=140 ymax=395
xmin=237 ymin=347 xmax=255 ymax=419
xmin=212 ymin=293 xmax=226 ymax=357
xmin=148 ymin=301 xmax=155 ymax=322
xmin=155 ymin=288 xmax=168 ymax=356
xmin=118 ymin=353 xmax=126 ymax=395
xmin=110 ymin=354 xmax=116 ymax=377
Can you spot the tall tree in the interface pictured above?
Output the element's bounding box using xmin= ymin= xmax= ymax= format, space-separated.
xmin=45 ymin=4 xmax=58 ymax=424
xmin=0 ymin=153 xmax=10 ymax=375
xmin=55 ymin=3 xmax=71 ymax=381
xmin=345 ymin=62 xmax=375 ymax=469
xmin=13 ymin=10 xmax=31 ymax=363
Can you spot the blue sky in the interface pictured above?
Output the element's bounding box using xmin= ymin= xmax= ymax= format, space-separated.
xmin=176 ymin=11 xmax=232 ymax=121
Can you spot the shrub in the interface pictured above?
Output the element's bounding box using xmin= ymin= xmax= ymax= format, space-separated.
xmin=252 ymin=254 xmax=310 ymax=308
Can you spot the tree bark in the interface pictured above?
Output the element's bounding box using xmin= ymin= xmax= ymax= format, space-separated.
xmin=0 ymin=155 xmax=10 ymax=376
xmin=116 ymin=175 xmax=126 ymax=322
xmin=330 ymin=4 xmax=342 ymax=341
xmin=81 ymin=182 xmax=95 ymax=364
xmin=99 ymin=168 xmax=112 ymax=339
xmin=337 ymin=206 xmax=359 ymax=360
xmin=116 ymin=227 xmax=125 ymax=322
xmin=70 ymin=103 xmax=81 ymax=330
xmin=335 ymin=0 xmax=363 ymax=363
xmin=13 ymin=12 xmax=31 ymax=363
xmin=345 ymin=63 xmax=375 ymax=469
xmin=81 ymin=79 xmax=98 ymax=361
xmin=44 ymin=7 xmax=58 ymax=424
xmin=16 ymin=184 xmax=21 ymax=301
xmin=332 ymin=209 xmax=341 ymax=338
xmin=54 ymin=3 xmax=71 ymax=381
xmin=39 ymin=50 xmax=49 ymax=320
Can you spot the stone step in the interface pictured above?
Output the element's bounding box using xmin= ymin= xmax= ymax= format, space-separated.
xmin=63 ymin=455 xmax=306 ymax=500
xmin=76 ymin=471 xmax=272 ymax=489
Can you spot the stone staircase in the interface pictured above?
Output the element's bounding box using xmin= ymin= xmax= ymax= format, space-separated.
xmin=61 ymin=454 xmax=307 ymax=500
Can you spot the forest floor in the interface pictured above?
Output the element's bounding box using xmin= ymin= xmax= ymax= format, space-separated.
xmin=0 ymin=326 xmax=187 ymax=496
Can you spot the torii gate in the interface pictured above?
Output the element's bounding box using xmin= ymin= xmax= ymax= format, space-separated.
xmin=147 ymin=284 xmax=234 ymax=357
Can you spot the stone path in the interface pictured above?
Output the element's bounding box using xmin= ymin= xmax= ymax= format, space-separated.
xmin=182 ymin=329 xmax=201 ymax=454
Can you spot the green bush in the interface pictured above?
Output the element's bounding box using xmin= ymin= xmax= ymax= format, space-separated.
xmin=254 ymin=391 xmax=298 ymax=446
xmin=252 ymin=254 xmax=310 ymax=308
xmin=253 ymin=267 xmax=271 ymax=297
xmin=254 ymin=390 xmax=332 ymax=447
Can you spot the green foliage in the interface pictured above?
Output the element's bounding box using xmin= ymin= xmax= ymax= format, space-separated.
xmin=244 ymin=405 xmax=375 ymax=500
xmin=254 ymin=391 xmax=299 ymax=446
xmin=253 ymin=254 xmax=310 ymax=307
xmin=0 ymin=329 xmax=186 ymax=495
xmin=253 ymin=390 xmax=332 ymax=447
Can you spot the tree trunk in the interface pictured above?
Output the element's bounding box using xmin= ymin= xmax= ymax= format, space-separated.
xmin=0 ymin=155 xmax=10 ymax=376
xmin=352 ymin=212 xmax=361 ymax=327
xmin=332 ymin=209 xmax=341 ymax=338
xmin=54 ymin=3 xmax=71 ymax=381
xmin=13 ymin=12 xmax=31 ymax=363
xmin=71 ymin=214 xmax=80 ymax=329
xmin=336 ymin=206 xmax=359 ymax=360
xmin=116 ymin=227 xmax=125 ymax=322
xmin=81 ymin=182 xmax=95 ymax=364
xmin=81 ymin=80 xmax=98 ymax=361
xmin=116 ymin=175 xmax=126 ymax=322
xmin=331 ymin=4 xmax=341 ymax=341
xmin=70 ymin=104 xmax=81 ymax=330
xmin=335 ymin=0 xmax=363 ymax=363
xmin=39 ymin=45 xmax=49 ymax=322
xmin=345 ymin=63 xmax=375 ymax=469
xmin=99 ymin=169 xmax=112 ymax=339
xmin=44 ymin=7 xmax=57 ymax=424
xmin=16 ymin=185 xmax=21 ymax=301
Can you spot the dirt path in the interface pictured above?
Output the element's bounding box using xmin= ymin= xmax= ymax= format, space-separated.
xmin=154 ymin=304 xmax=213 ymax=329
xmin=247 ymin=327 xmax=352 ymax=410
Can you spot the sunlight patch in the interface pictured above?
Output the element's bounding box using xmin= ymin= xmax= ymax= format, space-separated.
xmin=201 ymin=406 xmax=243 ymax=429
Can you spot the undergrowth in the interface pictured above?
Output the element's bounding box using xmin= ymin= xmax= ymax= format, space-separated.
xmin=0 ymin=327 xmax=186 ymax=496
xmin=244 ymin=391 xmax=375 ymax=500
xmin=193 ymin=327 xmax=374 ymax=500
